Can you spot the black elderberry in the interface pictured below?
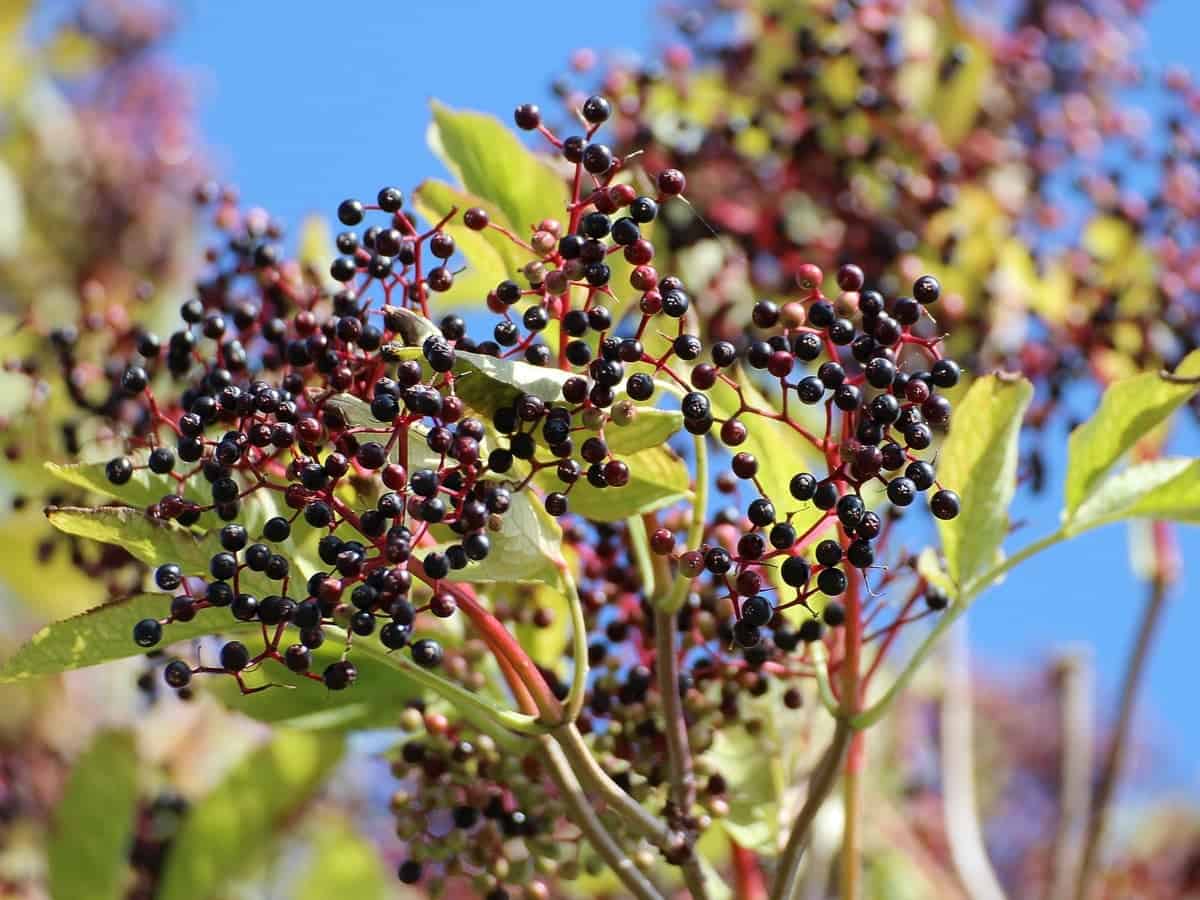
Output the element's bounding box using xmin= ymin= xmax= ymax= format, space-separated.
xmin=133 ymin=619 xmax=162 ymax=648
xmin=790 ymin=472 xmax=817 ymax=501
xmin=930 ymin=489 xmax=960 ymax=520
xmin=323 ymin=660 xmax=357 ymax=690
xmin=817 ymin=567 xmax=847 ymax=596
xmin=163 ymin=659 xmax=192 ymax=688
xmin=781 ymin=556 xmax=811 ymax=588
xmin=412 ymin=639 xmax=443 ymax=668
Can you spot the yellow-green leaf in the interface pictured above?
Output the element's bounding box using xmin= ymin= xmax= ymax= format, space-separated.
xmin=412 ymin=179 xmax=526 ymax=308
xmin=158 ymin=731 xmax=345 ymax=900
xmin=428 ymin=101 xmax=569 ymax=236
xmin=1063 ymin=350 xmax=1200 ymax=516
xmin=0 ymin=594 xmax=259 ymax=682
xmin=1067 ymin=458 xmax=1200 ymax=535
xmin=48 ymin=730 xmax=139 ymax=900
xmin=546 ymin=445 xmax=691 ymax=523
xmin=936 ymin=374 xmax=1033 ymax=588
xmin=445 ymin=490 xmax=565 ymax=586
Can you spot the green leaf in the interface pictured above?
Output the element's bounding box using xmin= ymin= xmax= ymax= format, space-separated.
xmin=1064 ymin=351 xmax=1200 ymax=516
xmin=207 ymin=631 xmax=420 ymax=732
xmin=293 ymin=816 xmax=389 ymax=900
xmin=545 ymin=445 xmax=691 ymax=523
xmin=428 ymin=100 xmax=569 ymax=236
xmin=45 ymin=454 xmax=185 ymax=509
xmin=0 ymin=594 xmax=259 ymax=682
xmin=419 ymin=345 xmax=573 ymax=414
xmin=1066 ymin=458 xmax=1200 ymax=535
xmin=48 ymin=730 xmax=139 ymax=900
xmin=936 ymin=374 xmax=1033 ymax=588
xmin=705 ymin=727 xmax=779 ymax=853
xmin=445 ymin=489 xmax=565 ymax=585
xmin=605 ymin=405 xmax=684 ymax=455
xmin=709 ymin=367 xmax=825 ymax=516
xmin=158 ymin=730 xmax=345 ymax=900
xmin=47 ymin=505 xmax=210 ymax=570
xmin=412 ymin=179 xmax=525 ymax=308
xmin=491 ymin=582 xmax=570 ymax=671
xmin=45 ymin=506 xmax=284 ymax=597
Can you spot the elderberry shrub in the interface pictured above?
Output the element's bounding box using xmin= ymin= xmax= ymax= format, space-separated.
xmin=22 ymin=89 xmax=962 ymax=894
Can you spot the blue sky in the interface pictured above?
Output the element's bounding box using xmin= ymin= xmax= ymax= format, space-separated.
xmin=166 ymin=1 xmax=1200 ymax=792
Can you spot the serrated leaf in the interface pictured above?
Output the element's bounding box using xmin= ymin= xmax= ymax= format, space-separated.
xmin=1064 ymin=350 xmax=1200 ymax=516
xmin=47 ymin=505 xmax=210 ymax=570
xmin=45 ymin=450 xmax=203 ymax=510
xmin=936 ymin=374 xmax=1033 ymax=588
xmin=0 ymin=594 xmax=259 ymax=682
xmin=605 ymin=405 xmax=683 ymax=455
xmin=428 ymin=101 xmax=569 ymax=236
xmin=1066 ymin=458 xmax=1200 ymax=535
xmin=545 ymin=444 xmax=691 ymax=523
xmin=48 ymin=730 xmax=139 ymax=900
xmin=158 ymin=730 xmax=345 ymax=900
xmin=412 ymin=179 xmax=525 ymax=308
xmin=293 ymin=816 xmax=390 ymax=900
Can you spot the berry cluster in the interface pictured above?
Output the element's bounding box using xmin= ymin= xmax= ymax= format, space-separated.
xmin=11 ymin=86 xmax=965 ymax=893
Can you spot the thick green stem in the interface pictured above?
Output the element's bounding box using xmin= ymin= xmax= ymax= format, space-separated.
xmin=560 ymin=567 xmax=589 ymax=723
xmin=811 ymin=643 xmax=840 ymax=717
xmin=840 ymin=747 xmax=863 ymax=900
xmin=541 ymin=737 xmax=666 ymax=900
xmin=554 ymin=722 xmax=674 ymax=847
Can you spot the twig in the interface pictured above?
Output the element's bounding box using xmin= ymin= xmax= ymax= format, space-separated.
xmin=653 ymin=603 xmax=711 ymax=899
xmin=1046 ymin=649 xmax=1094 ymax=900
xmin=769 ymin=718 xmax=853 ymax=900
xmin=940 ymin=617 xmax=1007 ymax=900
xmin=541 ymin=737 xmax=665 ymax=900
xmin=1073 ymin=577 xmax=1168 ymax=900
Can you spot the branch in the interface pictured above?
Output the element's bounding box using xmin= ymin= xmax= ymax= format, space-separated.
xmin=541 ymin=737 xmax=666 ymax=900
xmin=940 ymin=618 xmax=1007 ymax=900
xmin=769 ymin=718 xmax=853 ymax=900
xmin=653 ymin=600 xmax=711 ymax=900
xmin=853 ymin=529 xmax=1066 ymax=730
xmin=1073 ymin=577 xmax=1169 ymax=900
xmin=1046 ymin=649 xmax=1093 ymax=900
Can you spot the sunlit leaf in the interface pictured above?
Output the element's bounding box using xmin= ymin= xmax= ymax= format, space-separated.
xmin=544 ymin=444 xmax=691 ymax=523
xmin=605 ymin=404 xmax=684 ymax=455
xmin=1067 ymin=458 xmax=1200 ymax=535
xmin=1063 ymin=350 xmax=1200 ymax=516
xmin=444 ymin=489 xmax=565 ymax=586
xmin=412 ymin=179 xmax=526 ymax=308
xmin=428 ymin=101 xmax=569 ymax=237
xmin=0 ymin=594 xmax=259 ymax=682
xmin=936 ymin=374 xmax=1033 ymax=589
